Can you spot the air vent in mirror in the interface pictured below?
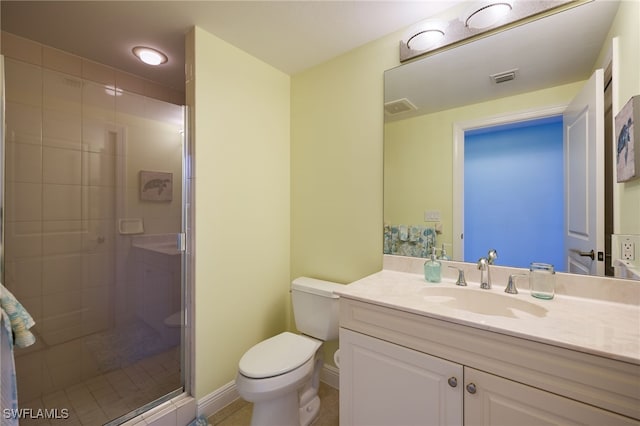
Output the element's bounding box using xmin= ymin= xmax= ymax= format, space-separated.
xmin=384 ymin=98 xmax=417 ymax=115
xmin=490 ymin=68 xmax=518 ymax=84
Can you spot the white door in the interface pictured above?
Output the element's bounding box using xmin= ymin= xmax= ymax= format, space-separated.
xmin=563 ymin=69 xmax=604 ymax=276
xmin=340 ymin=328 xmax=463 ymax=426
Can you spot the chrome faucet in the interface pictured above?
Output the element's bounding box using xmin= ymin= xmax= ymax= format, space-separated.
xmin=487 ymin=249 xmax=498 ymax=265
xmin=504 ymin=273 xmax=528 ymax=294
xmin=477 ymin=249 xmax=498 ymax=290
xmin=477 ymin=258 xmax=491 ymax=289
xmin=448 ymin=266 xmax=467 ymax=286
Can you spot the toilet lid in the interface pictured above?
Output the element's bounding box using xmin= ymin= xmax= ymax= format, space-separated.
xmin=239 ymin=332 xmax=321 ymax=379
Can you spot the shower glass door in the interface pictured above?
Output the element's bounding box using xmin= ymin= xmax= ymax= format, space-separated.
xmin=2 ymin=55 xmax=185 ymax=425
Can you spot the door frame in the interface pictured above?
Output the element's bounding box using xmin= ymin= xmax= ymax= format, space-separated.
xmin=452 ymin=105 xmax=567 ymax=261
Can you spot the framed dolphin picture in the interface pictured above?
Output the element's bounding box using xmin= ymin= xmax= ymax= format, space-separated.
xmin=140 ymin=171 xmax=173 ymax=201
xmin=615 ymin=96 xmax=639 ymax=182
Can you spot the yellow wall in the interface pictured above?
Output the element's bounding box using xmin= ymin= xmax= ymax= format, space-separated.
xmin=290 ymin=32 xmax=402 ymax=284
xmin=384 ymin=81 xmax=584 ymax=247
xmin=189 ymin=27 xmax=291 ymax=399
xmin=603 ymin=0 xmax=640 ymax=234
xmin=289 ymin=30 xmax=404 ymax=367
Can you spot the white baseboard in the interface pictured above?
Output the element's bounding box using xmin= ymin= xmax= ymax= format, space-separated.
xmin=197 ymin=380 xmax=240 ymax=418
xmin=320 ymin=363 xmax=339 ymax=389
xmin=197 ymin=364 xmax=339 ymax=418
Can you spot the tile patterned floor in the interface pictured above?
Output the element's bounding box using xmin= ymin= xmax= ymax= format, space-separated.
xmin=209 ymin=382 xmax=339 ymax=426
xmin=19 ymin=347 xmax=181 ymax=426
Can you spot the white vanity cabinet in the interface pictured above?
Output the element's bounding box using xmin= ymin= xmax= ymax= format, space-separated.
xmin=339 ymin=298 xmax=640 ymax=426
xmin=340 ymin=328 xmax=462 ymax=426
xmin=464 ymin=367 xmax=636 ymax=426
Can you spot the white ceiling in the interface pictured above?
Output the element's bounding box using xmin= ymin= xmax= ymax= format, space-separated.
xmin=1 ymin=1 xmax=461 ymax=91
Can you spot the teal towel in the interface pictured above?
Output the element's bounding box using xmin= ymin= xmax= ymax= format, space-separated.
xmin=0 ymin=284 xmax=36 ymax=348
xmin=398 ymin=225 xmax=409 ymax=241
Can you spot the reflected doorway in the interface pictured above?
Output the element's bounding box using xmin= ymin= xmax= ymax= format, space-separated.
xmin=463 ymin=116 xmax=565 ymax=270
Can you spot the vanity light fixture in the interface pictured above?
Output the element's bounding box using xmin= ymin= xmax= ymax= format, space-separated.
xmin=407 ymin=29 xmax=445 ymax=51
xmin=399 ymin=0 xmax=577 ymax=63
xmin=403 ymin=20 xmax=448 ymax=51
xmin=464 ymin=1 xmax=514 ymax=29
xmin=132 ymin=46 xmax=168 ymax=66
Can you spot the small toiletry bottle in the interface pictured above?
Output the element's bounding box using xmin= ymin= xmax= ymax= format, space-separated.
xmin=424 ymin=247 xmax=442 ymax=283
xmin=438 ymin=243 xmax=450 ymax=261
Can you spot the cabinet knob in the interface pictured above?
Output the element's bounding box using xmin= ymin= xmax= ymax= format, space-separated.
xmin=466 ymin=383 xmax=477 ymax=394
xmin=448 ymin=377 xmax=458 ymax=388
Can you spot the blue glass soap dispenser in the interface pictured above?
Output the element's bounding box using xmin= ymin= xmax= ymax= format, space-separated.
xmin=424 ymin=246 xmax=442 ymax=283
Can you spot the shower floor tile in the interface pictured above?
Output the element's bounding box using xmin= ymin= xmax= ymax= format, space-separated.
xmin=19 ymin=346 xmax=181 ymax=426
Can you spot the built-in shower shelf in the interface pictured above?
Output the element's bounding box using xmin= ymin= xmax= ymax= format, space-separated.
xmin=119 ymin=218 xmax=144 ymax=235
xmin=132 ymin=234 xmax=181 ymax=256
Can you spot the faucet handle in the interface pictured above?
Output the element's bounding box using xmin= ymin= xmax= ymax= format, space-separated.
xmin=448 ymin=266 xmax=467 ymax=286
xmin=487 ymin=249 xmax=498 ymax=265
xmin=505 ymin=273 xmax=528 ymax=294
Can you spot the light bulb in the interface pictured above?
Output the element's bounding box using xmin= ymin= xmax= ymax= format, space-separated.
xmin=132 ymin=46 xmax=168 ymax=66
xmin=408 ymin=29 xmax=445 ymax=51
xmin=465 ymin=2 xmax=513 ymax=29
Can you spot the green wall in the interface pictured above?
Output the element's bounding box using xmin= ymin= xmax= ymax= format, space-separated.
xmin=290 ymin=34 xmax=400 ymax=284
xmin=289 ymin=32 xmax=404 ymax=366
xmin=189 ymin=27 xmax=291 ymax=399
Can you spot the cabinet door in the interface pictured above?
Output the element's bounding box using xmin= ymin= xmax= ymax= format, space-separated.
xmin=340 ymin=328 xmax=462 ymax=426
xmin=464 ymin=367 xmax=639 ymax=426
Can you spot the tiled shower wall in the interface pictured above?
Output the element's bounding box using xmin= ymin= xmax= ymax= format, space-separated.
xmin=2 ymin=33 xmax=184 ymax=403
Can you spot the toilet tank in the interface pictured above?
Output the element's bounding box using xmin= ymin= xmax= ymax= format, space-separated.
xmin=291 ymin=277 xmax=344 ymax=341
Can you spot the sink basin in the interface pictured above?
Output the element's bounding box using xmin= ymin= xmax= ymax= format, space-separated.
xmin=421 ymin=286 xmax=548 ymax=318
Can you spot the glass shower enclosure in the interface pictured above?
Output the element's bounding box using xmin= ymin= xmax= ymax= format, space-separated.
xmin=1 ymin=52 xmax=186 ymax=425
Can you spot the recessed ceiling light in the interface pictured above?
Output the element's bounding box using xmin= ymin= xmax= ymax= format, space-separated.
xmin=132 ymin=46 xmax=168 ymax=66
xmin=465 ymin=2 xmax=513 ymax=29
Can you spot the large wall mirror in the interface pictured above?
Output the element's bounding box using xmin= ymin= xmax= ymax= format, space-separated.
xmin=383 ymin=0 xmax=638 ymax=278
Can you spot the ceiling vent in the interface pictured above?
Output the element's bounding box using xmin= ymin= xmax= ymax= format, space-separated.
xmin=384 ymin=98 xmax=417 ymax=115
xmin=490 ymin=68 xmax=518 ymax=84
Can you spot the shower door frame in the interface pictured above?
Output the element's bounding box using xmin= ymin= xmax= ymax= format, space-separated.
xmin=0 ymin=52 xmax=195 ymax=424
xmin=107 ymin=105 xmax=194 ymax=425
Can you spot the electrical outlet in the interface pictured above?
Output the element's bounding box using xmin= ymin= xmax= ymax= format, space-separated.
xmin=622 ymin=241 xmax=635 ymax=261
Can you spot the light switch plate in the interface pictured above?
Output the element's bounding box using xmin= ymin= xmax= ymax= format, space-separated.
xmin=424 ymin=210 xmax=441 ymax=222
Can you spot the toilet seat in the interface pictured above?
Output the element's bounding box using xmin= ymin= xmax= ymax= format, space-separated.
xmin=239 ymin=332 xmax=321 ymax=379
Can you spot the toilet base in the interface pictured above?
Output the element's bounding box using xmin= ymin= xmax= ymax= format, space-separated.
xmin=251 ymin=392 xmax=300 ymax=426
xmin=299 ymin=395 xmax=320 ymax=426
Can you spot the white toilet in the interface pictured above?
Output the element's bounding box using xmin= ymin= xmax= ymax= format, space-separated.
xmin=235 ymin=277 xmax=343 ymax=426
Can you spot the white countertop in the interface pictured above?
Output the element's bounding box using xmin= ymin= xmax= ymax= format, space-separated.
xmin=337 ymin=269 xmax=640 ymax=365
